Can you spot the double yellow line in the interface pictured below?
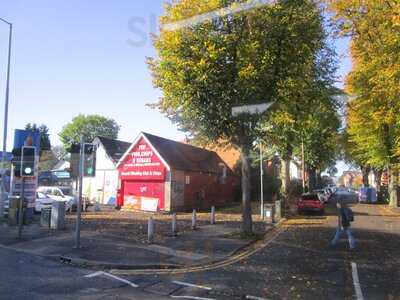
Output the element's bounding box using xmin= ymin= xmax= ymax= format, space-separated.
xmin=111 ymin=224 xmax=286 ymax=276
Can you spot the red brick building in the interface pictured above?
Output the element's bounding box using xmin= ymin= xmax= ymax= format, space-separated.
xmin=116 ymin=132 xmax=238 ymax=212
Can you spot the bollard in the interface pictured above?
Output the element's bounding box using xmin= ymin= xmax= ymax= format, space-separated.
xmin=171 ymin=213 xmax=177 ymax=236
xmin=191 ymin=209 xmax=197 ymax=230
xmin=148 ymin=216 xmax=154 ymax=243
xmin=210 ymin=206 xmax=216 ymax=225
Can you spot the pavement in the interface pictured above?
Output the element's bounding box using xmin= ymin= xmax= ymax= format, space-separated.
xmin=1 ymin=191 xmax=400 ymax=299
xmin=0 ymin=213 xmax=269 ymax=269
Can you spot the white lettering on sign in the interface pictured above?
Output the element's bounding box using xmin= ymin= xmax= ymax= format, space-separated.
xmin=120 ymin=140 xmax=165 ymax=179
xmin=121 ymin=170 xmax=163 ymax=177
xmin=132 ymin=150 xmax=153 ymax=158
xmin=136 ymin=157 xmax=151 ymax=163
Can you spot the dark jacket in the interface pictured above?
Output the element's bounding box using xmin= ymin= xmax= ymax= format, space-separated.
xmin=339 ymin=207 xmax=353 ymax=228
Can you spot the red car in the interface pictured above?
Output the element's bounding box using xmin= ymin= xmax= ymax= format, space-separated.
xmin=297 ymin=193 xmax=325 ymax=215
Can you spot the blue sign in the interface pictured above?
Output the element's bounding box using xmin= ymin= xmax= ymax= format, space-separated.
xmin=0 ymin=151 xmax=13 ymax=161
xmin=13 ymin=129 xmax=41 ymax=151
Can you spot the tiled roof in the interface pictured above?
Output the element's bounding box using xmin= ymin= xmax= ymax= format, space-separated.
xmin=142 ymin=132 xmax=227 ymax=173
xmin=97 ymin=136 xmax=131 ymax=163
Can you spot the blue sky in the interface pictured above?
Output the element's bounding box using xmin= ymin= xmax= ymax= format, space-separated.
xmin=0 ymin=1 xmax=352 ymax=173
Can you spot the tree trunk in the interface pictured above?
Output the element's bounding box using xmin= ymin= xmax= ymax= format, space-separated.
xmin=389 ymin=166 xmax=399 ymax=207
xmin=308 ymin=167 xmax=316 ymax=191
xmin=373 ymin=169 xmax=382 ymax=192
xmin=361 ymin=166 xmax=370 ymax=187
xmin=240 ymin=147 xmax=253 ymax=235
xmin=280 ymin=157 xmax=291 ymax=195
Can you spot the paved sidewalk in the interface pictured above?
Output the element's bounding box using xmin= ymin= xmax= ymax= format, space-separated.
xmin=0 ymin=218 xmax=270 ymax=269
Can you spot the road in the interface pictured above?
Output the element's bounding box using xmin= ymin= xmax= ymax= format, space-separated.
xmin=1 ymin=190 xmax=399 ymax=299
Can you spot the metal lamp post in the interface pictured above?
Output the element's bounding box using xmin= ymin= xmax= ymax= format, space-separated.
xmin=232 ymin=103 xmax=274 ymax=220
xmin=259 ymin=139 xmax=264 ymax=220
xmin=0 ymin=17 xmax=12 ymax=219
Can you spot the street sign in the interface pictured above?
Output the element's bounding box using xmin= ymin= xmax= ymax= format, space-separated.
xmin=231 ymin=102 xmax=273 ymax=117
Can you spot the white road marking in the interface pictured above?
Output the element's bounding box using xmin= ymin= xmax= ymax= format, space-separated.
xmin=171 ymin=296 xmax=215 ymax=300
xmin=163 ymin=0 xmax=275 ymax=31
xmin=84 ymin=271 xmax=138 ymax=288
xmin=246 ymin=295 xmax=270 ymax=300
xmin=84 ymin=271 xmax=104 ymax=278
xmin=351 ymin=262 xmax=364 ymax=300
xmin=172 ymin=280 xmax=212 ymax=290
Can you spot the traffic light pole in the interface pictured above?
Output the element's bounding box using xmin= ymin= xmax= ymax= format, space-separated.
xmin=0 ymin=18 xmax=12 ymax=219
xmin=17 ymin=177 xmax=24 ymax=239
xmin=75 ymin=137 xmax=84 ymax=248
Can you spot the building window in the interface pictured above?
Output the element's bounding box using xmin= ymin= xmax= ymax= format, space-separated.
xmin=185 ymin=175 xmax=190 ymax=185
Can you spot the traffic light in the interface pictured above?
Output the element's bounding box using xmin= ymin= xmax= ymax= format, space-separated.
xmin=21 ymin=146 xmax=36 ymax=177
xmin=84 ymin=143 xmax=96 ymax=177
xmin=11 ymin=146 xmax=36 ymax=177
xmin=11 ymin=148 xmax=22 ymax=177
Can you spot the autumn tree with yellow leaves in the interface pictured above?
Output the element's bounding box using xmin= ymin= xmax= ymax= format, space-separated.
xmin=331 ymin=0 xmax=400 ymax=206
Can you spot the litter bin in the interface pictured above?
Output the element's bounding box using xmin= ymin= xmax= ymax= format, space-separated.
xmin=8 ymin=196 xmax=27 ymax=226
xmin=264 ymin=203 xmax=275 ymax=224
xmin=8 ymin=196 xmax=20 ymax=226
xmin=40 ymin=207 xmax=51 ymax=228
xmin=51 ymin=201 xmax=66 ymax=230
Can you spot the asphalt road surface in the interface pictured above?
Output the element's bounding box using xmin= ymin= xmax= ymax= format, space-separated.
xmin=1 ymin=190 xmax=399 ymax=299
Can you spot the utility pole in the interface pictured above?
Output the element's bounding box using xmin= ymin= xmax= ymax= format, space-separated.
xmin=260 ymin=140 xmax=264 ymax=220
xmin=0 ymin=18 xmax=12 ymax=219
xmin=75 ymin=137 xmax=84 ymax=248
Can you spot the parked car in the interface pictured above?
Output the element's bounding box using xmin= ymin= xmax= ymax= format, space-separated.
xmin=34 ymin=192 xmax=57 ymax=213
xmin=359 ymin=187 xmax=377 ymax=203
xmin=297 ymin=193 xmax=325 ymax=214
xmin=313 ymin=189 xmax=330 ymax=203
xmin=37 ymin=186 xmax=75 ymax=211
xmin=37 ymin=186 xmax=92 ymax=211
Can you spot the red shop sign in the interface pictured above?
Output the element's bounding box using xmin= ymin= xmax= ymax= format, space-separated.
xmin=119 ymin=138 xmax=166 ymax=181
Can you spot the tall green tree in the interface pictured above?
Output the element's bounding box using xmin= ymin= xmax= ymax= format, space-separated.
xmin=24 ymin=123 xmax=57 ymax=170
xmin=331 ymin=0 xmax=400 ymax=206
xmin=148 ymin=0 xmax=336 ymax=233
xmin=25 ymin=123 xmax=51 ymax=151
xmin=59 ymin=114 xmax=120 ymax=148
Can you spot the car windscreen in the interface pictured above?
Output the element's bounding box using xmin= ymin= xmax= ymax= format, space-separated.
xmin=59 ymin=187 xmax=72 ymax=195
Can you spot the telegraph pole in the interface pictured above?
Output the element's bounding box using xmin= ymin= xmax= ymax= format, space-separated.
xmin=0 ymin=18 xmax=12 ymax=219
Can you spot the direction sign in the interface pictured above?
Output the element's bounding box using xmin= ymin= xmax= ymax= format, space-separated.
xmin=231 ymin=102 xmax=273 ymax=116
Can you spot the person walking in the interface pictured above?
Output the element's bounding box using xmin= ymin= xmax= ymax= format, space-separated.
xmin=330 ymin=201 xmax=356 ymax=249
